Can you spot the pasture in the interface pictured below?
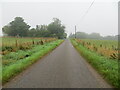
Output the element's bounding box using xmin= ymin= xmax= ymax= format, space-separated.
xmin=75 ymin=39 xmax=118 ymax=60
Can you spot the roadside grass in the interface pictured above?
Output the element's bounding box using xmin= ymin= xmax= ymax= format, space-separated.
xmin=71 ymin=39 xmax=119 ymax=88
xmin=2 ymin=40 xmax=63 ymax=84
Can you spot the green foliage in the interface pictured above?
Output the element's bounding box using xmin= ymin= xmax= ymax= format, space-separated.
xmin=47 ymin=18 xmax=66 ymax=39
xmin=71 ymin=39 xmax=119 ymax=87
xmin=2 ymin=26 xmax=10 ymax=36
xmin=28 ymin=18 xmax=66 ymax=38
xmin=2 ymin=17 xmax=30 ymax=37
xmin=3 ymin=50 xmax=31 ymax=62
xmin=28 ymin=25 xmax=50 ymax=37
xmin=2 ymin=17 xmax=67 ymax=38
xmin=27 ymin=28 xmax=37 ymax=37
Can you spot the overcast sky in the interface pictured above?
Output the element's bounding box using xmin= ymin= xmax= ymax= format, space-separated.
xmin=0 ymin=0 xmax=118 ymax=36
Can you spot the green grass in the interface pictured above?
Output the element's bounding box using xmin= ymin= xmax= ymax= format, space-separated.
xmin=2 ymin=40 xmax=63 ymax=84
xmin=2 ymin=37 xmax=41 ymax=45
xmin=1 ymin=37 xmax=56 ymax=52
xmin=81 ymin=39 xmax=118 ymax=49
xmin=71 ymin=39 xmax=119 ymax=88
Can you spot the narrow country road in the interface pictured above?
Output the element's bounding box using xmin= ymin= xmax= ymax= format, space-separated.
xmin=3 ymin=39 xmax=112 ymax=88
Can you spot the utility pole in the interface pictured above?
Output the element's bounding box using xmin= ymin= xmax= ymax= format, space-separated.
xmin=75 ymin=25 xmax=76 ymax=38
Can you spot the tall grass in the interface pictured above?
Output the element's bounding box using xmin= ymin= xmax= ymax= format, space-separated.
xmin=71 ymin=39 xmax=119 ymax=88
xmin=2 ymin=40 xmax=63 ymax=84
xmin=81 ymin=39 xmax=118 ymax=49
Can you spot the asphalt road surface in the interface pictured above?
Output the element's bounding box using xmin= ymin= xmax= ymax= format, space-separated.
xmin=3 ymin=39 xmax=112 ymax=88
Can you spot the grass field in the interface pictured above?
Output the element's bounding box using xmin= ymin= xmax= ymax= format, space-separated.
xmin=1 ymin=37 xmax=57 ymax=65
xmin=76 ymin=39 xmax=118 ymax=60
xmin=1 ymin=37 xmax=57 ymax=55
xmin=1 ymin=37 xmax=63 ymax=84
xmin=71 ymin=39 xmax=119 ymax=88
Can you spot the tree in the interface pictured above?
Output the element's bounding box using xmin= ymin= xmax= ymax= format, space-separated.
xmin=89 ymin=33 xmax=101 ymax=39
xmin=2 ymin=25 xmax=11 ymax=36
xmin=2 ymin=17 xmax=30 ymax=37
xmin=63 ymin=33 xmax=67 ymax=38
xmin=34 ymin=25 xmax=50 ymax=37
xmin=27 ymin=28 xmax=36 ymax=37
xmin=69 ymin=31 xmax=118 ymax=40
xmin=69 ymin=32 xmax=88 ymax=39
xmin=47 ymin=18 xmax=66 ymax=39
xmin=2 ymin=17 xmax=67 ymax=38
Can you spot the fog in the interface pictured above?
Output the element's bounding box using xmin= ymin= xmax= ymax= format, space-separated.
xmin=0 ymin=0 xmax=118 ymax=36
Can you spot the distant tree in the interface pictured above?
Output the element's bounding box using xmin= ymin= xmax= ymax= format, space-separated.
xmin=103 ymin=35 xmax=117 ymax=40
xmin=69 ymin=32 xmax=88 ymax=39
xmin=27 ymin=28 xmax=36 ymax=37
xmin=35 ymin=25 xmax=50 ymax=37
xmin=2 ymin=25 xmax=10 ymax=36
xmin=47 ymin=18 xmax=66 ymax=39
xmin=2 ymin=17 xmax=67 ymax=38
xmin=76 ymin=32 xmax=88 ymax=39
xmin=2 ymin=17 xmax=30 ymax=37
xmin=89 ymin=33 xmax=101 ymax=39
xmin=63 ymin=33 xmax=67 ymax=38
xmin=69 ymin=32 xmax=117 ymax=40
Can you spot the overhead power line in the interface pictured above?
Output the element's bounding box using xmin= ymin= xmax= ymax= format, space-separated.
xmin=74 ymin=0 xmax=95 ymax=36
xmin=80 ymin=0 xmax=96 ymax=21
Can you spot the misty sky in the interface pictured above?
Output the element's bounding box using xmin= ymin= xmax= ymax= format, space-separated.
xmin=0 ymin=0 xmax=118 ymax=36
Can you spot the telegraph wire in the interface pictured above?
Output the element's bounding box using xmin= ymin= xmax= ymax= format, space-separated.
xmin=79 ymin=0 xmax=96 ymax=22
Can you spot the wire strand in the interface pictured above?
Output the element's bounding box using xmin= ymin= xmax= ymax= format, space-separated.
xmin=79 ymin=0 xmax=95 ymax=22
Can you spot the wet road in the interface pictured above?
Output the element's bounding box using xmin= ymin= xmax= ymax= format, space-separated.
xmin=3 ymin=39 xmax=111 ymax=88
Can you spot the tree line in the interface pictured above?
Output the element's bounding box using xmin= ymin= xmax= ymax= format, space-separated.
xmin=2 ymin=17 xmax=67 ymax=39
xmin=69 ymin=32 xmax=118 ymax=40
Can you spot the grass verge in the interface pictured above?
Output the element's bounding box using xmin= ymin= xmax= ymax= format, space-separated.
xmin=71 ymin=39 xmax=119 ymax=88
xmin=2 ymin=40 xmax=63 ymax=84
